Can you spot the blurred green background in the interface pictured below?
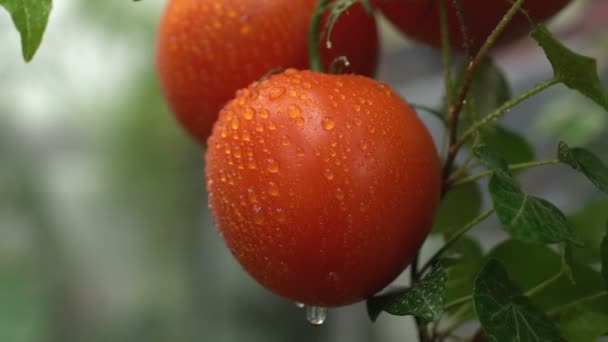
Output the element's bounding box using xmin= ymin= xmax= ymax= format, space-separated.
xmin=0 ymin=1 xmax=607 ymax=341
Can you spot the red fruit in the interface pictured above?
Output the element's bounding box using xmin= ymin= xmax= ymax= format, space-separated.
xmin=205 ymin=69 xmax=441 ymax=307
xmin=156 ymin=0 xmax=378 ymax=144
xmin=374 ymin=0 xmax=571 ymax=50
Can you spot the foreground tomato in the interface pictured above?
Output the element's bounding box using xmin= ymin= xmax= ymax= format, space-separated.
xmin=375 ymin=0 xmax=571 ymax=50
xmin=205 ymin=69 xmax=441 ymax=307
xmin=156 ymin=0 xmax=379 ymax=144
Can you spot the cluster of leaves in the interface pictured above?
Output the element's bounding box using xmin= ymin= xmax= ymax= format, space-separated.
xmin=367 ymin=16 xmax=608 ymax=342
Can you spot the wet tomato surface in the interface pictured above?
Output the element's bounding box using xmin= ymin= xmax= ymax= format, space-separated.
xmin=205 ymin=69 xmax=441 ymax=306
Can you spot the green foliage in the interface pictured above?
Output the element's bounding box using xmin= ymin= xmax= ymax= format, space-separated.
xmin=432 ymin=179 xmax=482 ymax=236
xmin=602 ymin=224 xmax=608 ymax=289
xmin=558 ymin=142 xmax=608 ymax=194
xmin=0 ymin=0 xmax=52 ymax=62
xmin=532 ymin=25 xmax=608 ymax=111
xmin=568 ymin=200 xmax=608 ymax=264
xmin=367 ymin=264 xmax=447 ymax=322
xmin=473 ymin=260 xmax=563 ymax=341
xmin=558 ymin=307 xmax=608 ymax=342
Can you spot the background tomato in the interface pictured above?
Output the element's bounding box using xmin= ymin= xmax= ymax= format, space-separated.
xmin=374 ymin=0 xmax=572 ymax=51
xmin=156 ymin=0 xmax=379 ymax=145
xmin=205 ymin=69 xmax=441 ymax=307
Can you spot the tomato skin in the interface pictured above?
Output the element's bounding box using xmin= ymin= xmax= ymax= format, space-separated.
xmin=205 ymin=69 xmax=441 ymax=307
xmin=374 ymin=0 xmax=571 ymax=50
xmin=156 ymin=0 xmax=378 ymax=145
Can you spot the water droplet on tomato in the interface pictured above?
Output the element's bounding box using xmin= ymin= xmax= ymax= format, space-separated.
xmin=296 ymin=117 xmax=305 ymax=127
xmin=287 ymin=104 xmax=302 ymax=118
xmin=242 ymin=106 xmax=255 ymax=120
xmin=335 ymin=188 xmax=345 ymax=200
xmin=259 ymin=109 xmax=270 ymax=119
xmin=266 ymin=158 xmax=280 ymax=173
xmin=231 ymin=118 xmax=240 ymax=130
xmin=269 ymin=87 xmax=285 ymax=100
xmin=323 ymin=168 xmax=334 ymax=180
xmin=281 ymin=135 xmax=292 ymax=146
xmin=321 ymin=117 xmax=335 ymax=131
xmin=306 ymin=306 xmax=326 ymax=325
xmin=268 ymin=181 xmax=280 ymax=196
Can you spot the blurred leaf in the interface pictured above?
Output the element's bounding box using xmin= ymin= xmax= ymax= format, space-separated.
xmin=561 ymin=244 xmax=575 ymax=284
xmin=432 ymin=179 xmax=482 ymax=236
xmin=0 ymin=0 xmax=52 ymax=62
xmin=558 ymin=307 xmax=608 ymax=342
xmin=367 ymin=264 xmax=447 ymax=322
xmin=567 ymin=200 xmax=608 ymax=264
xmin=489 ymin=175 xmax=581 ymax=245
xmin=480 ymin=125 xmax=535 ymax=165
xmin=533 ymin=94 xmax=607 ymax=146
xmin=473 ymin=259 xmax=563 ymax=341
xmin=602 ymin=224 xmax=608 ymax=290
xmin=486 ymin=240 xmax=608 ymax=314
xmin=445 ymin=238 xmax=483 ymax=303
xmin=532 ymin=25 xmax=608 ymax=111
xmin=558 ymin=141 xmax=608 ymax=194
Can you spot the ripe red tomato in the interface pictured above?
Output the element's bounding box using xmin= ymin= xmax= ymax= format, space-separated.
xmin=156 ymin=0 xmax=379 ymax=145
xmin=374 ymin=0 xmax=571 ymax=51
xmin=205 ymin=69 xmax=441 ymax=306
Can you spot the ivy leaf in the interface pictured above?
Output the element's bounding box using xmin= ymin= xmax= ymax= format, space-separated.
xmin=367 ymin=264 xmax=447 ymax=322
xmin=486 ymin=239 xmax=608 ymax=332
xmin=558 ymin=141 xmax=608 ymax=194
xmin=602 ymin=223 xmax=608 ymax=290
xmin=567 ymin=200 xmax=608 ymax=265
xmin=0 ymin=0 xmax=53 ymax=62
xmin=531 ymin=25 xmax=608 ymax=111
xmin=474 ymin=260 xmax=563 ymax=341
xmin=432 ymin=179 xmax=482 ymax=236
xmin=489 ymin=175 xmax=582 ymax=245
xmin=472 ymin=145 xmax=511 ymax=179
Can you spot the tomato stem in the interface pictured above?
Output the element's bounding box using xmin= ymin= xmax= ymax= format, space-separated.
xmin=441 ymin=0 xmax=527 ymax=186
xmin=447 ymin=158 xmax=561 ymax=188
xmin=308 ymin=0 xmax=329 ymax=72
xmin=439 ymin=0 xmax=453 ymax=107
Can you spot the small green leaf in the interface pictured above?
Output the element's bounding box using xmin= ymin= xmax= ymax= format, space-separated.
xmin=0 ymin=0 xmax=53 ymax=62
xmin=480 ymin=125 xmax=535 ymax=166
xmin=473 ymin=259 xmax=563 ymax=341
xmin=531 ymin=25 xmax=608 ymax=111
xmin=558 ymin=141 xmax=608 ymax=194
xmin=558 ymin=307 xmax=608 ymax=342
xmin=602 ymin=223 xmax=608 ymax=290
xmin=567 ymin=200 xmax=608 ymax=264
xmin=472 ymin=145 xmax=511 ymax=178
xmin=366 ymin=264 xmax=447 ymax=322
xmin=489 ymin=175 xmax=581 ymax=245
xmin=432 ymin=179 xmax=482 ymax=236
xmin=560 ymin=244 xmax=575 ymax=284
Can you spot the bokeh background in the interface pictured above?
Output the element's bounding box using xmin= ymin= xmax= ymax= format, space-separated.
xmin=1 ymin=1 xmax=607 ymax=341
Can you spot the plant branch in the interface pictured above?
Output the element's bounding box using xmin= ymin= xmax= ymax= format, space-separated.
xmin=308 ymin=0 xmax=329 ymax=72
xmin=455 ymin=78 xmax=560 ymax=149
xmin=448 ymin=158 xmax=561 ymax=188
xmin=452 ymin=0 xmax=472 ymax=56
xmin=419 ymin=208 xmax=495 ymax=276
xmin=441 ymin=0 xmax=528 ymax=182
xmin=525 ymin=271 xmax=563 ymax=297
xmin=439 ymin=0 xmax=453 ymax=106
xmin=444 ymin=295 xmax=473 ymax=311
xmin=547 ymin=291 xmax=608 ymax=317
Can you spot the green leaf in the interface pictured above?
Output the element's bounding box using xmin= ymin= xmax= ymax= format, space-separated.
xmin=567 ymin=200 xmax=608 ymax=264
xmin=473 ymin=259 xmax=563 ymax=341
xmin=472 ymin=145 xmax=511 ymax=179
xmin=480 ymin=125 xmax=535 ymax=166
xmin=531 ymin=25 xmax=608 ymax=111
xmin=432 ymin=180 xmax=482 ymax=236
xmin=486 ymin=239 xmax=608 ymax=314
xmin=558 ymin=141 xmax=608 ymax=194
xmin=558 ymin=306 xmax=608 ymax=342
xmin=489 ymin=175 xmax=581 ymax=245
xmin=0 ymin=0 xmax=53 ymax=62
xmin=366 ymin=264 xmax=447 ymax=322
xmin=445 ymin=238 xmax=483 ymax=303
xmin=560 ymin=244 xmax=575 ymax=284
xmin=602 ymin=223 xmax=608 ymax=290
